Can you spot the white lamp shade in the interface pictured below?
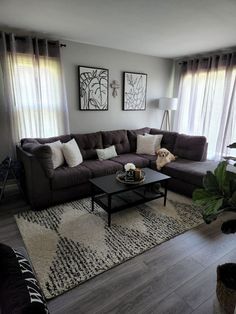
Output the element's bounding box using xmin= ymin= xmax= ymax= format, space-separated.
xmin=158 ymin=97 xmax=178 ymax=110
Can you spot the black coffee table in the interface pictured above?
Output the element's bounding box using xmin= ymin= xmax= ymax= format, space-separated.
xmin=89 ymin=168 xmax=170 ymax=227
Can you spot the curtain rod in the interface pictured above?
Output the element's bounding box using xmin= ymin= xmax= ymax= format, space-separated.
xmin=2 ymin=33 xmax=67 ymax=48
xmin=178 ymin=53 xmax=236 ymax=65
xmin=176 ymin=47 xmax=236 ymax=64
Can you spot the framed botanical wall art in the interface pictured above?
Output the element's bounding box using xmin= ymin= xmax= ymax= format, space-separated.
xmin=123 ymin=72 xmax=147 ymax=111
xmin=78 ymin=66 xmax=109 ymax=111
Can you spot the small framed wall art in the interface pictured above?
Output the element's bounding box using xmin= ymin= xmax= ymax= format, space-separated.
xmin=123 ymin=72 xmax=147 ymax=111
xmin=78 ymin=66 xmax=109 ymax=111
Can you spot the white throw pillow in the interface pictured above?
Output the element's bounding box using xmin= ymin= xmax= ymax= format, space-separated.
xmin=96 ymin=145 xmax=118 ymax=161
xmin=136 ymin=134 xmax=158 ymax=155
xmin=62 ymin=139 xmax=83 ymax=167
xmin=46 ymin=141 xmax=64 ymax=169
xmin=145 ymin=133 xmax=163 ymax=151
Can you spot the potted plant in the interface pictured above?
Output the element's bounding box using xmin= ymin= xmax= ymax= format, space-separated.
xmin=193 ymin=143 xmax=236 ymax=224
xmin=193 ymin=143 xmax=236 ymax=313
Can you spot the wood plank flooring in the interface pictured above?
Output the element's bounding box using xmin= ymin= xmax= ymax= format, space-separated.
xmin=0 ymin=186 xmax=235 ymax=314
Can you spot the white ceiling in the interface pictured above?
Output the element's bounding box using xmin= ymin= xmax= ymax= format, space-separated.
xmin=0 ymin=0 xmax=236 ymax=58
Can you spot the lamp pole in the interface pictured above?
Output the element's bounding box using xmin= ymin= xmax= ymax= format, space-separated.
xmin=158 ymin=98 xmax=178 ymax=131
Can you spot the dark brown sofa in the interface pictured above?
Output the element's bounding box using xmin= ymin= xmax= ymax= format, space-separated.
xmin=16 ymin=127 xmax=218 ymax=210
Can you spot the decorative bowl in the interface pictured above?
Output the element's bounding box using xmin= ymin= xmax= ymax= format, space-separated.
xmin=116 ymin=170 xmax=145 ymax=185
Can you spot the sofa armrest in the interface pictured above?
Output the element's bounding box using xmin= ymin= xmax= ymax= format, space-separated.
xmin=32 ymin=145 xmax=54 ymax=178
xmin=22 ymin=140 xmax=54 ymax=178
xmin=16 ymin=146 xmax=52 ymax=209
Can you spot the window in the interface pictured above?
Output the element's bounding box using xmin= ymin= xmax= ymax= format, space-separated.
xmin=175 ymin=64 xmax=236 ymax=159
xmin=8 ymin=53 xmax=65 ymax=139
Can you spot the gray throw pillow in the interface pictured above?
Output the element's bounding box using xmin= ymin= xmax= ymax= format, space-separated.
xmin=96 ymin=145 xmax=118 ymax=160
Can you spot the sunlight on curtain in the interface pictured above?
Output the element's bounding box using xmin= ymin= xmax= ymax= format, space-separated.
xmin=8 ymin=53 xmax=65 ymax=139
xmin=174 ymin=64 xmax=236 ymax=160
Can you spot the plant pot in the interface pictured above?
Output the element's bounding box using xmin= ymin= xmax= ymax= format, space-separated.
xmin=217 ymin=263 xmax=236 ymax=314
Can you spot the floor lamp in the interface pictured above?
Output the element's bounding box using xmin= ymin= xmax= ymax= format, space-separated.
xmin=158 ymin=97 xmax=178 ymax=131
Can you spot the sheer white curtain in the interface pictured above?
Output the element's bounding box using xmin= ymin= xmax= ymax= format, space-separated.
xmin=0 ymin=32 xmax=70 ymax=156
xmin=173 ymin=54 xmax=236 ymax=160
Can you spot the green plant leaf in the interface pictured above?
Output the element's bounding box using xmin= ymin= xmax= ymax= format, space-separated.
xmin=203 ymin=197 xmax=223 ymax=214
xmin=228 ymin=143 xmax=236 ymax=149
xmin=224 ymin=172 xmax=236 ymax=196
xmin=229 ymin=191 xmax=236 ymax=206
xmin=214 ymin=161 xmax=227 ymax=191
xmin=203 ymin=171 xmax=219 ymax=193
xmin=192 ymin=188 xmax=213 ymax=202
xmin=193 ymin=188 xmax=224 ymax=223
xmin=202 ymin=197 xmax=224 ymax=223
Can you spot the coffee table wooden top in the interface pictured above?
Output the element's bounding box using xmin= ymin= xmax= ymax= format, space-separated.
xmin=89 ymin=168 xmax=170 ymax=195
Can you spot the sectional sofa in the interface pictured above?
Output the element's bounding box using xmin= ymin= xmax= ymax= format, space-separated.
xmin=16 ymin=127 xmax=219 ymax=210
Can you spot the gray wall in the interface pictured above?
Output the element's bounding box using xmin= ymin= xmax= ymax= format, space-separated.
xmin=0 ymin=40 xmax=173 ymax=160
xmin=61 ymin=40 xmax=173 ymax=134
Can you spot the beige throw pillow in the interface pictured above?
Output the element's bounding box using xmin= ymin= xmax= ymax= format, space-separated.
xmin=145 ymin=133 xmax=163 ymax=152
xmin=96 ymin=145 xmax=117 ymax=160
xmin=62 ymin=139 xmax=83 ymax=167
xmin=136 ymin=134 xmax=158 ymax=155
xmin=46 ymin=140 xmax=64 ymax=169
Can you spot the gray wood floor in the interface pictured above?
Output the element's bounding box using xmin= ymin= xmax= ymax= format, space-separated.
xmin=0 ymin=186 xmax=235 ymax=314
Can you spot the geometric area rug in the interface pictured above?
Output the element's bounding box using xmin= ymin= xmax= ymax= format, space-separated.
xmin=15 ymin=191 xmax=203 ymax=300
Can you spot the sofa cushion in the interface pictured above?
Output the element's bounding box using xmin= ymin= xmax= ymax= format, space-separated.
xmin=0 ymin=243 xmax=49 ymax=314
xmin=62 ymin=139 xmax=83 ymax=167
xmin=21 ymin=135 xmax=71 ymax=145
xmin=173 ymin=134 xmax=207 ymax=161
xmin=145 ymin=133 xmax=163 ymax=152
xmin=137 ymin=154 xmax=157 ymax=164
xmin=96 ymin=145 xmax=117 ymax=161
xmin=47 ymin=140 xmax=64 ymax=169
xmin=73 ymin=132 xmax=103 ymax=160
xmin=110 ymin=153 xmax=149 ymax=168
xmin=150 ymin=129 xmax=178 ymax=152
xmin=127 ymin=127 xmax=151 ymax=152
xmin=52 ymin=164 xmax=92 ymax=190
xmin=162 ymin=158 xmax=219 ymax=186
xmin=136 ymin=134 xmax=158 ymax=155
xmin=102 ymin=130 xmax=130 ymax=154
xmin=82 ymin=160 xmax=123 ymax=177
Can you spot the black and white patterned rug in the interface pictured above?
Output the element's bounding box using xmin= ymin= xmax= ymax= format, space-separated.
xmin=15 ymin=191 xmax=203 ymax=299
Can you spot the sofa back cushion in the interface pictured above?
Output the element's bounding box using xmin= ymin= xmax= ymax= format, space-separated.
xmin=150 ymin=129 xmax=178 ymax=152
xmin=21 ymin=134 xmax=71 ymax=145
xmin=173 ymin=134 xmax=207 ymax=161
xmin=73 ymin=132 xmax=103 ymax=160
xmin=102 ymin=130 xmax=130 ymax=154
xmin=127 ymin=127 xmax=151 ymax=152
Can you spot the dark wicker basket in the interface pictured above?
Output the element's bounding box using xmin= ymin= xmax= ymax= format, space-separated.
xmin=217 ymin=263 xmax=236 ymax=314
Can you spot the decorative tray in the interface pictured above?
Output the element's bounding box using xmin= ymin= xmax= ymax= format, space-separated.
xmin=116 ymin=170 xmax=145 ymax=185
